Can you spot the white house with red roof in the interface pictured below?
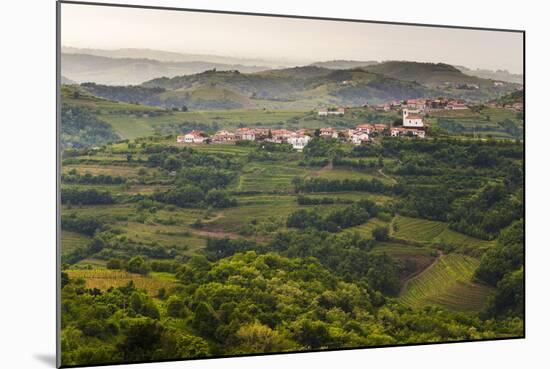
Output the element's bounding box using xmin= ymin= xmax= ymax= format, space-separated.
xmin=320 ymin=127 xmax=338 ymax=138
xmin=446 ymin=101 xmax=468 ymax=110
xmin=236 ymin=128 xmax=256 ymax=141
xmin=183 ymin=130 xmax=206 ymax=143
xmin=356 ymin=124 xmax=374 ymax=134
xmin=287 ymin=133 xmax=311 ymax=151
xmin=402 ymin=108 xmax=424 ymax=128
xmin=350 ymin=130 xmax=370 ymax=145
xmin=271 ymin=129 xmax=294 ymax=139
xmin=212 ymin=130 xmax=235 ymax=142
xmin=406 ymin=99 xmax=427 ymax=111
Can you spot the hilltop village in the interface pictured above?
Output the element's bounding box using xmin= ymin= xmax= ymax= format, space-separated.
xmin=175 ymin=97 xmax=477 ymax=150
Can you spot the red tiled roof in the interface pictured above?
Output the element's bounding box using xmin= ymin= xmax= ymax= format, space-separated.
xmin=357 ymin=124 xmax=374 ymax=129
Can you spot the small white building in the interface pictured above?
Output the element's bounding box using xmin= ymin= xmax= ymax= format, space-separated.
xmin=287 ymin=134 xmax=311 ymax=151
xmin=320 ymin=127 xmax=339 ymax=139
xmin=318 ymin=107 xmax=345 ymax=116
xmin=356 ymin=124 xmax=374 ymax=134
xmin=330 ymin=107 xmax=346 ymax=115
xmin=350 ymin=131 xmax=369 ymax=145
xmin=391 ymin=127 xmax=404 ymax=137
xmin=183 ymin=130 xmax=206 ymax=143
xmin=446 ymin=102 xmax=468 ymax=110
xmin=403 ymin=108 xmax=424 ymax=128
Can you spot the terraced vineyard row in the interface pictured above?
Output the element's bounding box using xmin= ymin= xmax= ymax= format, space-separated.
xmin=398 ymin=253 xmax=493 ymax=311
xmin=392 ymin=215 xmax=495 ymax=253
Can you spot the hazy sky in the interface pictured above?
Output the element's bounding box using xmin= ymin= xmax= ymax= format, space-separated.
xmin=61 ymin=3 xmax=524 ymax=73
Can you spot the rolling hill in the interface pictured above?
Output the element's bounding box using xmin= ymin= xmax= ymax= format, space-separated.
xmin=62 ymin=46 xmax=287 ymax=67
xmin=362 ymin=61 xmax=520 ymax=100
xmin=61 ymin=53 xmax=272 ymax=85
xmin=363 ymin=61 xmax=489 ymax=86
xmin=78 ymin=67 xmax=433 ymax=110
xmin=68 ymin=61 xmax=520 ymax=110
xmin=491 ymin=89 xmax=524 ymax=106
xmin=455 ymin=65 xmax=523 ymax=84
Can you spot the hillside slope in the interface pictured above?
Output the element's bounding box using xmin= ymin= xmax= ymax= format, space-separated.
xmin=363 ymin=61 xmax=520 ymax=100
xmin=137 ymin=67 xmax=433 ymax=109
xmin=69 ymin=62 xmax=520 ymax=110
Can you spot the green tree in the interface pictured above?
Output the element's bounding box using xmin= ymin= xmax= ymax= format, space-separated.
xmin=166 ymin=296 xmax=189 ymax=318
xmin=372 ymin=226 xmax=390 ymax=241
xmin=126 ymin=256 xmax=150 ymax=275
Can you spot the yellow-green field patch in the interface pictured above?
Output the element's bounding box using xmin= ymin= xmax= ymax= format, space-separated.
xmin=63 ymin=164 xmax=154 ymax=177
xmin=67 ymin=269 xmax=177 ymax=296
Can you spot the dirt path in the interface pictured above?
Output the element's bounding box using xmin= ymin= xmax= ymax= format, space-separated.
xmin=201 ymin=213 xmax=224 ymax=224
xmin=310 ymin=160 xmax=333 ymax=177
xmin=398 ymin=250 xmax=443 ymax=296
xmin=189 ymin=227 xmax=268 ymax=243
xmin=190 ymin=229 xmax=243 ymax=240
xmin=378 ymin=168 xmax=397 ymax=184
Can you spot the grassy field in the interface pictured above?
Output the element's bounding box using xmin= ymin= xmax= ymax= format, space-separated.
xmin=66 ymin=269 xmax=177 ymax=296
xmin=392 ymin=216 xmax=447 ymax=243
xmin=233 ymin=161 xmax=316 ymax=193
xmin=398 ymin=253 xmax=493 ymax=311
xmin=62 ymin=164 xmax=155 ymax=177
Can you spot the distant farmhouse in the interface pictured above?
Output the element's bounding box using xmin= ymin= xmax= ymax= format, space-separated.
xmin=446 ymin=101 xmax=469 ymax=110
xmin=318 ymin=107 xmax=346 ymax=116
xmin=177 ymin=130 xmax=206 ymax=144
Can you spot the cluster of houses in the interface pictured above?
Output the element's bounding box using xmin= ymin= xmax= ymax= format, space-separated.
xmin=178 ymin=128 xmax=313 ymax=150
xmin=375 ymin=95 xmax=525 ymax=113
xmin=367 ymin=98 xmax=469 ymax=113
xmin=177 ymin=120 xmax=426 ymax=151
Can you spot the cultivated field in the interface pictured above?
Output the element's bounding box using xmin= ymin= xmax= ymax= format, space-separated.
xmin=66 ymin=269 xmax=176 ymax=296
xmin=398 ymin=254 xmax=493 ymax=311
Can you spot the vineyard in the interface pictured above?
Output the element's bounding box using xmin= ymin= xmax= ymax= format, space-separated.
xmin=66 ymin=269 xmax=176 ymax=296
xmin=398 ymin=254 xmax=493 ymax=311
